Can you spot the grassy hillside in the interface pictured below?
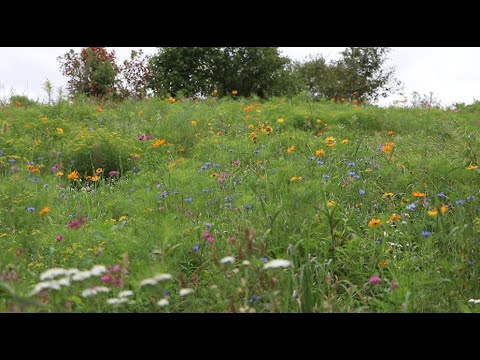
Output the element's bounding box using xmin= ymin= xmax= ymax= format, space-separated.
xmin=1 ymin=95 xmax=479 ymax=312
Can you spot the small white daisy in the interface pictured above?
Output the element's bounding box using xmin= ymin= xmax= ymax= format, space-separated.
xmin=157 ymin=299 xmax=169 ymax=307
xmin=179 ymin=288 xmax=194 ymax=296
xmin=220 ymin=256 xmax=235 ymax=264
xmin=118 ymin=290 xmax=134 ymax=298
xmin=263 ymin=259 xmax=291 ymax=269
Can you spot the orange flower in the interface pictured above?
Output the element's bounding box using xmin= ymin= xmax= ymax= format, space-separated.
xmin=265 ymin=126 xmax=273 ymax=134
xmin=213 ymin=89 xmax=218 ymax=95
xmin=389 ymin=214 xmax=401 ymax=222
xmin=368 ymin=218 xmax=382 ymax=228
xmin=167 ymin=97 xmax=176 ymax=103
xmin=95 ymin=168 xmax=103 ymax=174
xmin=249 ymin=132 xmax=257 ymax=141
xmin=378 ymin=260 xmax=389 ymax=267
xmin=412 ymin=191 xmax=426 ymax=197
xmin=38 ymin=207 xmax=50 ymax=216
xmin=427 ymin=209 xmax=438 ymax=216
xmin=287 ymin=145 xmax=295 ymax=154
xmin=67 ymin=171 xmax=79 ymax=180
xmin=56 ymin=128 xmax=64 ymax=135
xmin=387 ymin=130 xmax=395 ymax=136
xmin=315 ymin=149 xmax=325 ymax=156
xmin=327 ymin=142 xmax=336 ymax=148
xmin=41 ymin=117 xmax=48 ymax=121
xmin=231 ymin=90 xmax=238 ymax=95
xmin=152 ymin=139 xmax=166 ymax=147
xmin=440 ymin=204 xmax=448 ymax=213
xmin=96 ymin=106 xmax=103 ymax=112
xmin=325 ymin=136 xmax=335 ymax=143
xmin=15 ymin=101 xmax=22 ymax=107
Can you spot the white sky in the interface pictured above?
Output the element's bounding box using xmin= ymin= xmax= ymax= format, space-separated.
xmin=1 ymin=47 xmax=479 ymax=106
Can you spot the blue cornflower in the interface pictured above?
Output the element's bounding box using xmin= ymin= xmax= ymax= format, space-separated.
xmin=26 ymin=207 xmax=35 ymax=212
xmin=244 ymin=204 xmax=253 ymax=210
xmin=309 ymin=156 xmax=316 ymax=161
xmin=192 ymin=245 xmax=199 ymax=252
xmin=205 ymin=223 xmax=212 ymax=228
xmin=436 ymin=193 xmax=446 ymax=198
xmin=359 ymin=189 xmax=366 ymax=195
xmin=184 ymin=197 xmax=193 ymax=203
xmin=406 ymin=203 xmax=416 ymax=210
xmin=316 ymin=161 xmax=324 ymax=166
xmin=33 ymin=178 xmax=39 ymax=182
xmin=202 ymin=189 xmax=209 ymax=193
xmin=347 ymin=162 xmax=355 ymax=167
xmin=260 ymin=257 xmax=268 ymax=263
xmin=421 ymin=231 xmax=432 ymax=237
xmin=467 ymin=196 xmax=475 ymax=201
xmin=455 ymin=199 xmax=464 ymax=205
xmin=254 ymin=150 xmax=260 ymax=154
xmin=323 ymin=174 xmax=330 ymax=179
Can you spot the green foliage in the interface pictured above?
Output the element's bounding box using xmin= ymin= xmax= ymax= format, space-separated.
xmin=148 ymin=47 xmax=291 ymax=99
xmin=297 ymin=47 xmax=402 ymax=102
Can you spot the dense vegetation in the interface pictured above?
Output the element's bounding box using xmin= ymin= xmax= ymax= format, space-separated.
xmin=1 ymin=93 xmax=480 ymax=312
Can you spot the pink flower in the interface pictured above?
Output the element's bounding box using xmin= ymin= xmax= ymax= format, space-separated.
xmin=55 ymin=234 xmax=64 ymax=241
xmin=368 ymin=276 xmax=382 ymax=285
xmin=101 ymin=275 xmax=111 ymax=282
xmin=113 ymin=265 xmax=121 ymax=272
xmin=232 ymin=160 xmax=240 ymax=166
xmin=390 ymin=281 xmax=398 ymax=290
xmin=68 ymin=220 xmax=80 ymax=229
xmin=207 ymin=236 xmax=215 ymax=244
xmin=202 ymin=230 xmax=211 ymax=240
xmin=109 ymin=171 xmax=120 ymax=176
xmin=228 ymin=236 xmax=237 ymax=243
xmin=218 ymin=177 xmax=225 ymax=183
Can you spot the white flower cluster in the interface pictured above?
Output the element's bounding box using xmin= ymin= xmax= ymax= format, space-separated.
xmin=139 ymin=273 xmax=172 ymax=287
xmin=263 ymin=259 xmax=291 ymax=269
xmin=31 ymin=265 xmax=108 ymax=295
xmin=468 ymin=299 xmax=480 ymax=304
xmin=106 ymin=290 xmax=135 ymax=305
xmin=81 ymin=286 xmax=111 ymax=298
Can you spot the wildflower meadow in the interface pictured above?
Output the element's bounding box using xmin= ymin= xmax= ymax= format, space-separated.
xmin=1 ymin=93 xmax=480 ymax=313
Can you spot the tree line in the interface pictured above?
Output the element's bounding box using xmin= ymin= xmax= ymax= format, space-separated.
xmin=58 ymin=47 xmax=402 ymax=103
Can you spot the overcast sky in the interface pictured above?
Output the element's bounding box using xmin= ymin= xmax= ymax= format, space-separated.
xmin=1 ymin=47 xmax=479 ymax=106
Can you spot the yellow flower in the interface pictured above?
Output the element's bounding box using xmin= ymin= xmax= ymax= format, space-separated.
xmin=467 ymin=165 xmax=478 ymax=170
xmin=277 ymin=118 xmax=285 ymax=123
xmin=383 ymin=192 xmax=395 ymax=198
xmin=427 ymin=209 xmax=438 ymax=216
xmin=265 ymin=126 xmax=273 ymax=134
xmin=231 ymin=90 xmax=238 ymax=95
xmin=315 ymin=149 xmax=325 ymax=156
xmin=287 ymin=145 xmax=295 ymax=154
xmin=56 ymin=128 xmax=64 ymax=135
xmin=325 ymin=136 xmax=335 ymax=143
xmin=209 ymin=172 xmax=218 ymax=178
xmin=38 ymin=207 xmax=50 ymax=216
xmin=290 ymin=176 xmax=302 ymax=182
xmin=412 ymin=191 xmax=426 ymax=197
xmin=213 ymin=89 xmax=218 ymax=95
xmin=41 ymin=117 xmax=48 ymax=121
xmin=327 ymin=200 xmax=336 ymax=208
xmin=249 ymin=132 xmax=257 ymax=141
xmin=95 ymin=168 xmax=103 ymax=174
xmin=327 ymin=142 xmax=336 ymax=148
xmin=67 ymin=171 xmax=79 ymax=180
xmin=35 ymin=139 xmax=42 ymax=145
xmin=440 ymin=204 xmax=448 ymax=213
xmin=378 ymin=260 xmax=389 ymax=267
xmin=167 ymin=97 xmax=176 ymax=103
xmin=152 ymin=139 xmax=166 ymax=147
xmin=138 ymin=111 xmax=144 ymax=117
xmin=191 ymin=121 xmax=197 ymax=127
xmin=56 ymin=171 xmax=64 ymax=177
xmin=368 ymin=218 xmax=382 ymax=228
xmin=341 ymin=139 xmax=349 ymax=144
xmin=316 ymin=119 xmax=321 ymax=124
xmin=90 ymin=175 xmax=100 ymax=182
xmin=389 ymin=214 xmax=401 ymax=222
xmin=119 ymin=215 xmax=128 ymax=221
xmin=248 ymin=124 xmax=254 ymax=129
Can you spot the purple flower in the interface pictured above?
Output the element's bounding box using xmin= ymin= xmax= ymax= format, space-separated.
xmin=244 ymin=204 xmax=253 ymax=210
xmin=316 ymin=161 xmax=324 ymax=166
xmin=359 ymin=189 xmax=366 ymax=195
xmin=421 ymin=230 xmax=432 ymax=237
xmin=192 ymin=245 xmax=199 ymax=252
xmin=184 ymin=197 xmax=193 ymax=203
xmin=55 ymin=234 xmax=64 ymax=242
xmin=205 ymin=223 xmax=212 ymax=228
xmin=467 ymin=196 xmax=475 ymax=201
xmin=456 ymin=199 xmax=464 ymax=205
xmin=202 ymin=230 xmax=211 ymax=239
xmin=260 ymin=257 xmax=268 ymax=263
xmin=109 ymin=171 xmax=120 ymax=176
xmin=436 ymin=193 xmax=446 ymax=198
xmin=68 ymin=220 xmax=80 ymax=229
xmin=26 ymin=207 xmax=35 ymax=212
xmin=33 ymin=178 xmax=39 ymax=183
xmin=368 ymin=276 xmax=382 ymax=285
xmin=406 ymin=203 xmax=416 ymax=210
xmin=207 ymin=236 xmax=215 ymax=244
xmin=390 ymin=282 xmax=398 ymax=290
xmin=347 ymin=162 xmax=355 ymax=167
